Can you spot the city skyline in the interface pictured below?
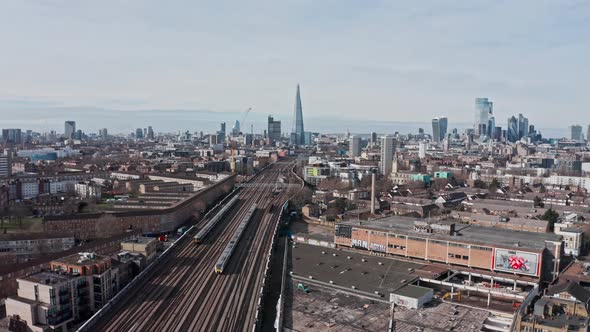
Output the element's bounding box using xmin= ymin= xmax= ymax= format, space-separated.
xmin=1 ymin=1 xmax=589 ymax=129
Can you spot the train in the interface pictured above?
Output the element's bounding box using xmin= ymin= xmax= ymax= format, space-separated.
xmin=194 ymin=195 xmax=240 ymax=244
xmin=214 ymin=204 xmax=257 ymax=274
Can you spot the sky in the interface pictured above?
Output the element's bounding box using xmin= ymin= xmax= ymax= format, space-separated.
xmin=0 ymin=1 xmax=589 ymax=135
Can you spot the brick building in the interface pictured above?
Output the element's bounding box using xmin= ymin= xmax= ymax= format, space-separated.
xmin=335 ymin=216 xmax=563 ymax=283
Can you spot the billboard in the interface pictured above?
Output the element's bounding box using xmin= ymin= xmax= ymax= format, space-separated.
xmin=492 ymin=249 xmax=540 ymax=276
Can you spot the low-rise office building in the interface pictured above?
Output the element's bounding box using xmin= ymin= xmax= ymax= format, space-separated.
xmin=120 ymin=237 xmax=159 ymax=263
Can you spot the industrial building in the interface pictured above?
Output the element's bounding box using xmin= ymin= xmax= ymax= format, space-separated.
xmin=334 ymin=216 xmax=563 ymax=283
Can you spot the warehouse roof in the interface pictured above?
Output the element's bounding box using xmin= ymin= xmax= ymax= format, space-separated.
xmin=291 ymin=243 xmax=434 ymax=296
xmin=340 ymin=216 xmax=562 ymax=252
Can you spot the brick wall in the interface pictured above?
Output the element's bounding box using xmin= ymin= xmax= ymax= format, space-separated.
xmin=43 ymin=175 xmax=235 ymax=239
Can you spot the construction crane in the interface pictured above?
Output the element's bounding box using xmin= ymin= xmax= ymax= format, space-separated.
xmin=241 ymin=107 xmax=252 ymax=128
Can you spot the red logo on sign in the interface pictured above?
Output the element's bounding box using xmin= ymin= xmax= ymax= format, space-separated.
xmin=508 ymin=255 xmax=530 ymax=271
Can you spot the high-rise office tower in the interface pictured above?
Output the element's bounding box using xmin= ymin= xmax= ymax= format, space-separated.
xmin=418 ymin=142 xmax=427 ymax=159
xmin=291 ymin=84 xmax=305 ymax=145
xmin=0 ymin=153 xmax=11 ymax=177
xmin=349 ymin=135 xmax=361 ymax=157
xmin=432 ymin=118 xmax=440 ymax=143
xmin=2 ymin=129 xmax=22 ymax=144
xmin=432 ymin=116 xmax=448 ymax=142
xmin=587 ymin=125 xmax=590 ymax=142
xmin=380 ymin=136 xmax=395 ymax=176
xmin=64 ymin=121 xmax=76 ymax=139
xmin=474 ymin=98 xmax=493 ymax=136
xmin=99 ymin=128 xmax=108 ymax=139
xmin=135 ymin=128 xmax=144 ymax=139
xmin=570 ymin=125 xmax=583 ymax=141
xmin=267 ymin=116 xmax=281 ymax=144
xmin=518 ymin=114 xmax=529 ymax=139
xmin=370 ymin=132 xmax=378 ymax=146
xmin=220 ymin=122 xmax=226 ymax=140
xmin=507 ymin=116 xmax=519 ymax=143
xmin=147 ymin=126 xmax=154 ymax=140
xmin=493 ymin=126 xmax=502 ymax=140
xmin=231 ymin=120 xmax=241 ymax=136
xmin=487 ymin=116 xmax=495 ymax=137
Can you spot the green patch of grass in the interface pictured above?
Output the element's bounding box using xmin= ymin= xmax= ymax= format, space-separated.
xmin=0 ymin=217 xmax=44 ymax=233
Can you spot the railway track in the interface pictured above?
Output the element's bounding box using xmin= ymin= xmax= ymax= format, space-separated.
xmin=96 ymin=159 xmax=301 ymax=332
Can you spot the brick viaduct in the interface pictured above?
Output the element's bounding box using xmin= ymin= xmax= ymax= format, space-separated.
xmin=42 ymin=175 xmax=236 ymax=239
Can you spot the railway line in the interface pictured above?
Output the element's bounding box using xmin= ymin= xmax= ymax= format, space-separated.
xmin=95 ymin=158 xmax=302 ymax=332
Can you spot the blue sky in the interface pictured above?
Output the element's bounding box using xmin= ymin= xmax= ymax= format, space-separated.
xmin=0 ymin=1 xmax=588 ymax=133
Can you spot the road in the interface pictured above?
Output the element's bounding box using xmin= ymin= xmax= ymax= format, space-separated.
xmin=94 ymin=159 xmax=302 ymax=332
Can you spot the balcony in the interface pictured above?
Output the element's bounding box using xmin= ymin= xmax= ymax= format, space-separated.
xmin=46 ymin=310 xmax=73 ymax=326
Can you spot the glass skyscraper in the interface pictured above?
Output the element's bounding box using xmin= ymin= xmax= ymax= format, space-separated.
xmin=431 ymin=116 xmax=448 ymax=142
xmin=474 ymin=98 xmax=493 ymax=136
xmin=291 ymin=84 xmax=305 ymax=145
xmin=507 ymin=116 xmax=519 ymax=142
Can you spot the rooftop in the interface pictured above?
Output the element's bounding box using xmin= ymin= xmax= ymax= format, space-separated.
xmin=122 ymin=237 xmax=156 ymax=245
xmin=340 ymin=216 xmax=562 ymax=251
xmin=392 ymin=284 xmax=432 ymax=299
xmin=291 ymin=243 xmax=439 ymax=296
xmin=21 ymin=271 xmax=75 ymax=285
xmin=52 ymin=252 xmax=111 ymax=266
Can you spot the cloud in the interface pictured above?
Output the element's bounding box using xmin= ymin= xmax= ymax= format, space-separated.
xmin=0 ymin=1 xmax=588 ymax=130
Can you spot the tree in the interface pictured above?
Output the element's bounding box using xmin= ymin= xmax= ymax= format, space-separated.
xmin=488 ymin=178 xmax=501 ymax=192
xmin=540 ymin=208 xmax=559 ymax=232
xmin=318 ymin=178 xmax=348 ymax=191
xmin=358 ymin=175 xmax=373 ymax=189
xmin=539 ymin=183 xmax=547 ymax=193
xmin=376 ymin=177 xmax=393 ymax=194
xmin=533 ymin=196 xmax=544 ymax=208
xmin=431 ymin=178 xmax=449 ymax=191
xmin=291 ymin=186 xmax=313 ymax=210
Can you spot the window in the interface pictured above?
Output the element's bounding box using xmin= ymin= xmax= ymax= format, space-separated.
xmin=449 ymin=242 xmax=469 ymax=248
xmin=471 ymin=245 xmax=493 ymax=252
xmin=462 ymin=255 xmax=469 ymax=260
xmin=407 ymin=237 xmax=426 ymax=242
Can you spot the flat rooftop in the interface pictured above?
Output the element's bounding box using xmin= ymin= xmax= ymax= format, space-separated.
xmin=291 ymin=243 xmax=441 ymax=297
xmin=22 ymin=271 xmax=75 ymax=285
xmin=341 ymin=216 xmax=562 ymax=251
xmin=452 ymin=211 xmax=549 ymax=229
xmin=122 ymin=237 xmax=156 ymax=244
xmin=52 ymin=253 xmax=111 ymax=266
xmin=285 ymin=279 xmax=493 ymax=332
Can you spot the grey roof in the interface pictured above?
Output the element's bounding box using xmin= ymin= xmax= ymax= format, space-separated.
xmin=291 ymin=243 xmax=425 ymax=295
xmin=341 ymin=216 xmax=562 ymax=252
xmin=547 ymin=282 xmax=590 ymax=304
xmin=392 ymin=284 xmax=433 ymax=299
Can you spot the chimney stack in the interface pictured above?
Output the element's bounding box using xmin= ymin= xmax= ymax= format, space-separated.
xmin=371 ymin=172 xmax=376 ymax=215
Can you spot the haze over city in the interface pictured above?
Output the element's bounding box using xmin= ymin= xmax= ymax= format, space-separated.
xmin=1 ymin=1 xmax=589 ymax=133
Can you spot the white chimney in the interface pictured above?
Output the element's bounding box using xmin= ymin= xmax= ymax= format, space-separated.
xmin=371 ymin=172 xmax=376 ymax=215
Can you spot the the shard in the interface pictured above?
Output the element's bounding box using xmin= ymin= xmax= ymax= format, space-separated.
xmin=291 ymin=84 xmax=305 ymax=145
